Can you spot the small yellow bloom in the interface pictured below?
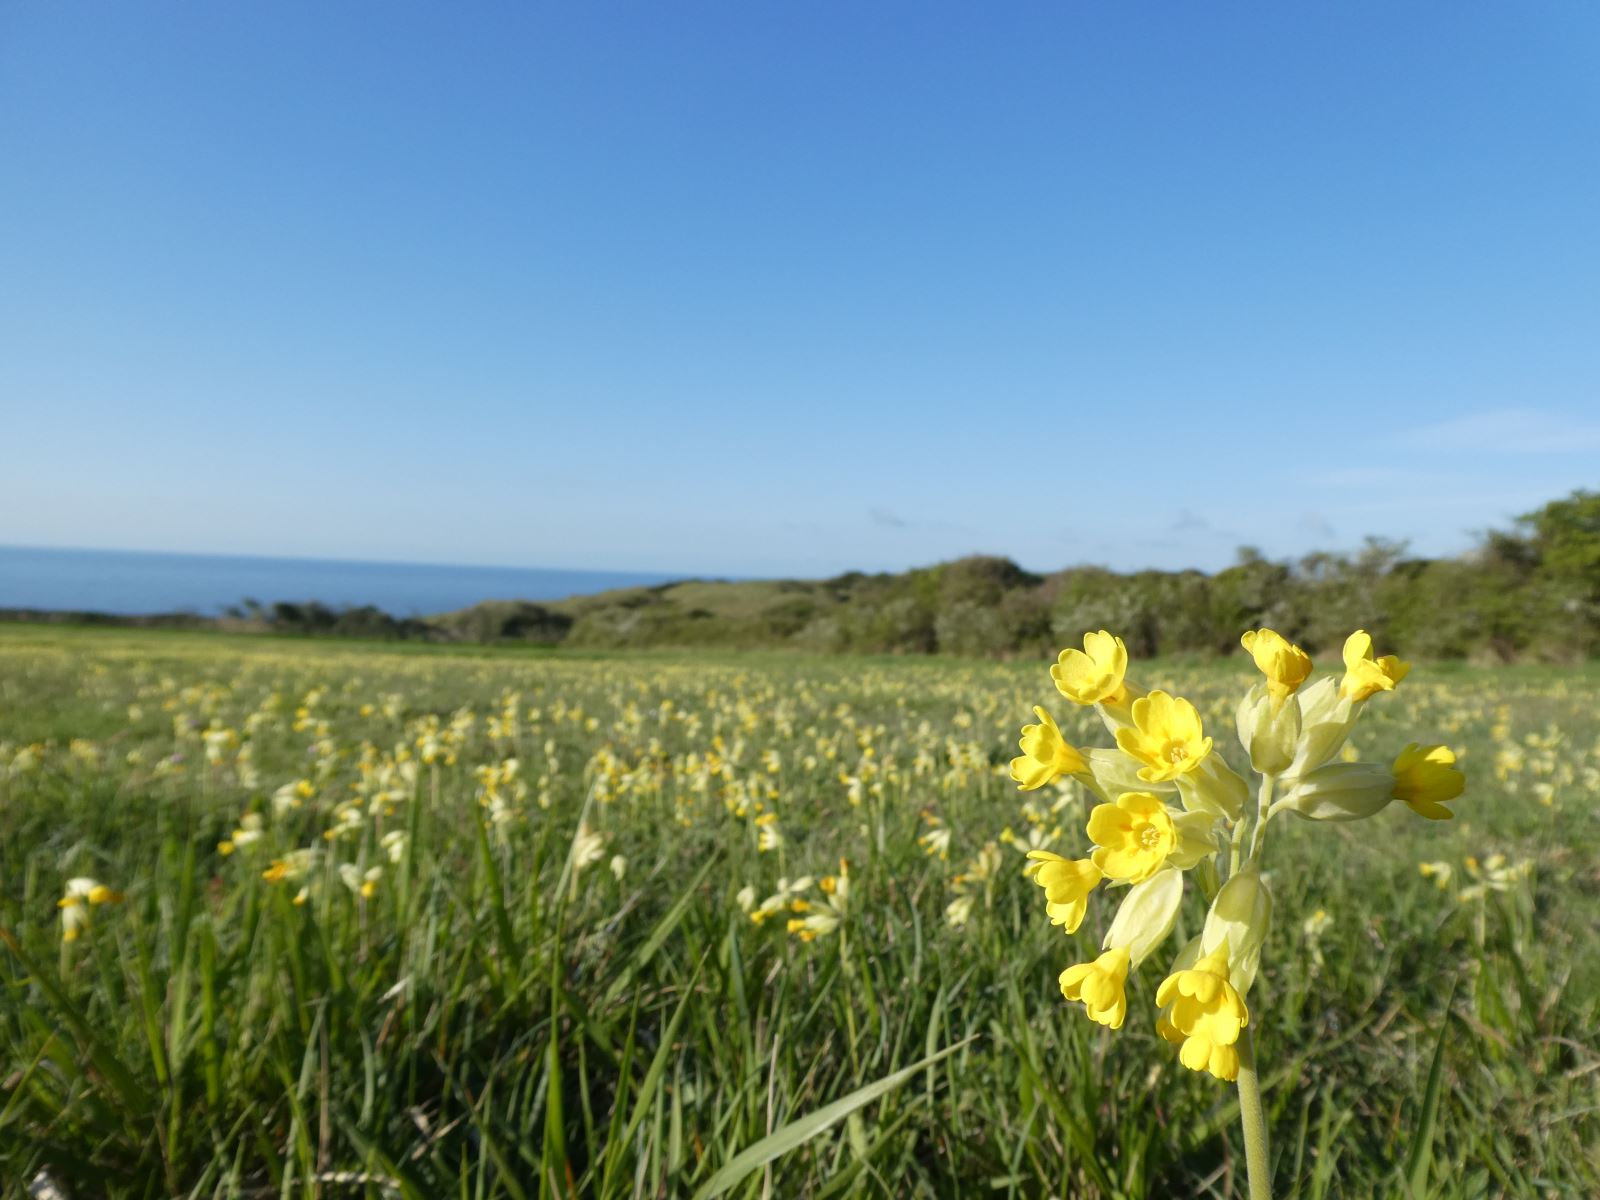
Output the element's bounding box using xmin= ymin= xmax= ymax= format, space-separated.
xmin=1155 ymin=942 xmax=1248 ymax=1082
xmin=1059 ymin=946 xmax=1131 ymax=1028
xmin=1009 ymin=706 xmax=1088 ymax=791
xmin=1050 ymin=631 xmax=1128 ymax=706
xmin=1340 ymin=630 xmax=1411 ymax=702
xmin=1114 ymin=691 xmax=1213 ymax=783
xmin=1087 ymin=792 xmax=1176 ymax=883
xmin=57 ymin=877 xmax=121 ymax=942
xmin=1023 ymin=851 xmax=1103 ymax=933
xmin=1392 ymin=743 xmax=1464 ymax=820
xmin=1240 ymin=629 xmax=1312 ymax=707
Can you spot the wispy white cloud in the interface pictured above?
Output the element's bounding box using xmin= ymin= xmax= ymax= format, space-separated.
xmin=1397 ymin=407 xmax=1600 ymax=454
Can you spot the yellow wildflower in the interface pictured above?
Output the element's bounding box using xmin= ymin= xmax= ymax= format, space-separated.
xmin=1050 ymin=631 xmax=1128 ymax=706
xmin=57 ymin=877 xmax=122 ymax=942
xmin=1391 ymin=744 xmax=1464 ymax=820
xmin=1340 ymin=630 xmax=1410 ymax=702
xmin=1114 ymin=692 xmax=1213 ymax=783
xmin=1009 ymin=706 xmax=1088 ymax=791
xmin=1058 ymin=946 xmax=1131 ymax=1028
xmin=1240 ymin=629 xmax=1312 ymax=708
xmin=1087 ymin=792 xmax=1176 ymax=883
xmin=1155 ymin=942 xmax=1248 ymax=1082
xmin=1023 ymin=851 xmax=1102 ymax=933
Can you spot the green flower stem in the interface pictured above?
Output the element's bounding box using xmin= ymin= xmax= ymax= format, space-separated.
xmin=1247 ymin=775 xmax=1277 ymax=865
xmin=1236 ymin=1026 xmax=1273 ymax=1200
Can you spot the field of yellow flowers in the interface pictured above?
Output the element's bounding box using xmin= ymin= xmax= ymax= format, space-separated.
xmin=1 ymin=625 xmax=1596 ymax=1198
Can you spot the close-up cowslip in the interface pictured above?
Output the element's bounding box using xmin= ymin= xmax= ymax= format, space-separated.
xmin=1020 ymin=628 xmax=1460 ymax=1199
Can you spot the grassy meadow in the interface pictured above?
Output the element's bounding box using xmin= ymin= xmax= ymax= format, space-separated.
xmin=1 ymin=626 xmax=1597 ymax=1198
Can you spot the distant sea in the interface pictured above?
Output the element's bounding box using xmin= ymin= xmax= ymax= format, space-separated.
xmin=0 ymin=546 xmax=684 ymax=618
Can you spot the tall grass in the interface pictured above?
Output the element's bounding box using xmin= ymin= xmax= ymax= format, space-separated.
xmin=1 ymin=628 xmax=1596 ymax=1197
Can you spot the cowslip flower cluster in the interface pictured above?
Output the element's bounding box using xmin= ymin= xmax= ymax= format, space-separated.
xmin=1017 ymin=628 xmax=1461 ymax=1087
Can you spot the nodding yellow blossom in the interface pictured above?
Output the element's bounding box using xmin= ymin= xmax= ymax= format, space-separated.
xmin=1010 ymin=706 xmax=1088 ymax=791
xmin=1340 ymin=630 xmax=1411 ymax=702
xmin=788 ymin=859 xmax=849 ymax=941
xmin=1023 ymin=851 xmax=1102 ymax=933
xmin=1051 ymin=631 xmax=1128 ymax=706
xmin=1114 ymin=692 xmax=1213 ymax=783
xmin=57 ymin=877 xmax=122 ymax=942
xmin=262 ymin=849 xmax=317 ymax=886
xmin=1087 ymin=792 xmax=1176 ymax=883
xmin=1156 ymin=943 xmax=1248 ymax=1082
xmin=1240 ymin=629 xmax=1312 ymax=707
xmin=1059 ymin=946 xmax=1131 ymax=1028
xmin=1392 ymin=743 xmax=1465 ymax=820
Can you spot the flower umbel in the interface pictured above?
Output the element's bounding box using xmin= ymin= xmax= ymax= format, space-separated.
xmin=57 ymin=877 xmax=122 ymax=942
xmin=1012 ymin=626 xmax=1459 ymax=1200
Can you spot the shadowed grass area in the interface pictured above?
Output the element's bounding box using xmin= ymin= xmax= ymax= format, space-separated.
xmin=1 ymin=628 xmax=1596 ymax=1197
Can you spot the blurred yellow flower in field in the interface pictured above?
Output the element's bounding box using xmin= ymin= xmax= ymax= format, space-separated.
xmin=1392 ymin=743 xmax=1465 ymax=820
xmin=1340 ymin=630 xmax=1410 ymax=702
xmin=1051 ymin=631 xmax=1128 ymax=706
xmin=1240 ymin=629 xmax=1312 ymax=707
xmin=1114 ymin=692 xmax=1213 ymax=782
xmin=1087 ymin=792 xmax=1176 ymax=883
xmin=1058 ymin=946 xmax=1131 ymax=1028
xmin=1009 ymin=706 xmax=1086 ymax=791
xmin=58 ymin=877 xmax=122 ymax=942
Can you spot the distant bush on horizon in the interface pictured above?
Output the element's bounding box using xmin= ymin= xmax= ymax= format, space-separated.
xmin=6 ymin=489 xmax=1597 ymax=661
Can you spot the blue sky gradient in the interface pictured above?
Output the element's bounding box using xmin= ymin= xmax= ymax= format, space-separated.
xmin=3 ymin=3 xmax=1598 ymax=577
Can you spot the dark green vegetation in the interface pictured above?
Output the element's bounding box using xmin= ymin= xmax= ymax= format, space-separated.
xmin=1 ymin=628 xmax=1596 ymax=1197
xmin=7 ymin=489 xmax=1599 ymax=661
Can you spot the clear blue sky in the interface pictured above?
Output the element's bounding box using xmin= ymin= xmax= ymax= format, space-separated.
xmin=3 ymin=3 xmax=1598 ymax=579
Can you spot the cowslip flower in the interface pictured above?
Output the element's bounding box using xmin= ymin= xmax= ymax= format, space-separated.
xmin=1051 ymin=631 xmax=1128 ymax=706
xmin=788 ymin=860 xmax=849 ymax=941
xmin=1155 ymin=942 xmax=1248 ymax=1082
xmin=1340 ymin=630 xmax=1410 ymax=702
xmin=1011 ymin=625 xmax=1459 ymax=1200
xmin=1059 ymin=946 xmax=1131 ymax=1028
xmin=1114 ymin=692 xmax=1213 ymax=783
xmin=1023 ymin=851 xmax=1102 ymax=933
xmin=1392 ymin=743 xmax=1465 ymax=820
xmin=1087 ymin=792 xmax=1177 ymax=883
xmin=1010 ymin=706 xmax=1088 ymax=790
xmin=57 ymin=877 xmax=122 ymax=942
xmin=1241 ymin=629 xmax=1312 ymax=708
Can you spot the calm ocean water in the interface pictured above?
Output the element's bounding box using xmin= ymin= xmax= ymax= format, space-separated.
xmin=0 ymin=546 xmax=683 ymax=617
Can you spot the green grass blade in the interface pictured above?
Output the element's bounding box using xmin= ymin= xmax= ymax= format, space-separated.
xmin=690 ymin=1035 xmax=977 ymax=1200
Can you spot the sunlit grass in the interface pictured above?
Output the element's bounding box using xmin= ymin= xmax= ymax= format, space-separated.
xmin=1 ymin=627 xmax=1596 ymax=1197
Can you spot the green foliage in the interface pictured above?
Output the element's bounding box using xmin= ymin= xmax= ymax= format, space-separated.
xmin=0 ymin=629 xmax=1597 ymax=1198
xmin=6 ymin=490 xmax=1600 ymax=661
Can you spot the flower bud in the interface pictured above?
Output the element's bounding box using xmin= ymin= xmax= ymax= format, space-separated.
xmin=1276 ymin=761 xmax=1394 ymax=822
xmin=1174 ymin=753 xmax=1248 ymax=821
xmin=1236 ymin=681 xmax=1301 ymax=775
xmin=1103 ymin=866 xmax=1184 ymax=966
xmin=1200 ymin=868 xmax=1273 ymax=995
